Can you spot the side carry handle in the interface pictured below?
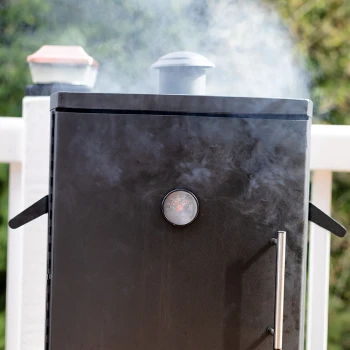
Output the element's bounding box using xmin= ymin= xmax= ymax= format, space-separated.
xmin=308 ymin=202 xmax=346 ymax=237
xmin=8 ymin=195 xmax=49 ymax=229
xmin=7 ymin=198 xmax=347 ymax=237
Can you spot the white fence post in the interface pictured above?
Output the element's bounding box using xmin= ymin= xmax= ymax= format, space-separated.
xmin=307 ymin=170 xmax=333 ymax=350
xmin=6 ymin=162 xmax=23 ymax=350
xmin=0 ymin=117 xmax=23 ymax=163
xmin=5 ymin=97 xmax=51 ymax=350
xmin=0 ymin=117 xmax=23 ymax=350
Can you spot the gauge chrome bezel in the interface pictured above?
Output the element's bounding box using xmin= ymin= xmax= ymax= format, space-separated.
xmin=161 ymin=189 xmax=199 ymax=227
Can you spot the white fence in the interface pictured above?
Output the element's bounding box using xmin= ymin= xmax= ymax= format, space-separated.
xmin=1 ymin=96 xmax=350 ymax=350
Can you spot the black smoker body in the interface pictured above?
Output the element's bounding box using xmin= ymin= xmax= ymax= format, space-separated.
xmin=43 ymin=92 xmax=311 ymax=350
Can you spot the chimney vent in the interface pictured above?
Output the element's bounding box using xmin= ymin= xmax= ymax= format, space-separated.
xmin=151 ymin=51 xmax=214 ymax=95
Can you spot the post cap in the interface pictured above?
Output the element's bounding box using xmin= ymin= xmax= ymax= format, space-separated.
xmin=26 ymin=45 xmax=99 ymax=88
xmin=27 ymin=45 xmax=99 ymax=66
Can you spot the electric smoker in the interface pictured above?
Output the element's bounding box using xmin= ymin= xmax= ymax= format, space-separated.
xmin=10 ymin=52 xmax=346 ymax=350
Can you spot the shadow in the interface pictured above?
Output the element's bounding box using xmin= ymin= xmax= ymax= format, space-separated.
xmin=245 ymin=332 xmax=269 ymax=350
xmin=223 ymin=260 xmax=242 ymax=349
xmin=223 ymin=241 xmax=274 ymax=350
xmin=242 ymin=242 xmax=273 ymax=271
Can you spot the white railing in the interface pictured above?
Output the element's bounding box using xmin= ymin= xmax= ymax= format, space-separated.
xmin=1 ymin=97 xmax=50 ymax=350
xmin=1 ymin=97 xmax=350 ymax=350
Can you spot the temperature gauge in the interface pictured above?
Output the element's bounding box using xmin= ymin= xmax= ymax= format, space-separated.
xmin=162 ymin=189 xmax=199 ymax=226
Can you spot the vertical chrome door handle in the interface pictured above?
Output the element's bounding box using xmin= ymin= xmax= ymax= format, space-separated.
xmin=274 ymin=231 xmax=286 ymax=350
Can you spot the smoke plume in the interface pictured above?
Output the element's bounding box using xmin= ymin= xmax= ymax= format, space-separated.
xmin=49 ymin=0 xmax=309 ymax=98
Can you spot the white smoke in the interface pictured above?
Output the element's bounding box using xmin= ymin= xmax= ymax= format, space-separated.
xmin=204 ymin=0 xmax=310 ymax=98
xmin=89 ymin=0 xmax=309 ymax=99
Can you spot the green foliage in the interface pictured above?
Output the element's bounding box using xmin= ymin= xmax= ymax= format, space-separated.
xmin=0 ymin=0 xmax=51 ymax=117
xmin=269 ymin=0 xmax=350 ymax=125
xmin=329 ymin=172 xmax=350 ymax=350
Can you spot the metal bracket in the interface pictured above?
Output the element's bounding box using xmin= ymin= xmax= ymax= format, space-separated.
xmin=8 ymin=195 xmax=49 ymax=229
xmin=308 ymin=202 xmax=346 ymax=237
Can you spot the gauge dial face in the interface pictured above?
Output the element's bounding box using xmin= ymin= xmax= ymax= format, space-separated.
xmin=162 ymin=190 xmax=199 ymax=226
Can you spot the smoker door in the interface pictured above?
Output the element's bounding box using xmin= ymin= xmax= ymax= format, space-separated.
xmin=48 ymin=111 xmax=309 ymax=350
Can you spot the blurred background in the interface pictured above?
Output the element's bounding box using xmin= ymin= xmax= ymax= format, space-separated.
xmin=0 ymin=0 xmax=349 ymax=349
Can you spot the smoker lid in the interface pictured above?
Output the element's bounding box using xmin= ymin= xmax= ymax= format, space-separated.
xmin=151 ymin=51 xmax=215 ymax=69
xmin=50 ymin=93 xmax=313 ymax=118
